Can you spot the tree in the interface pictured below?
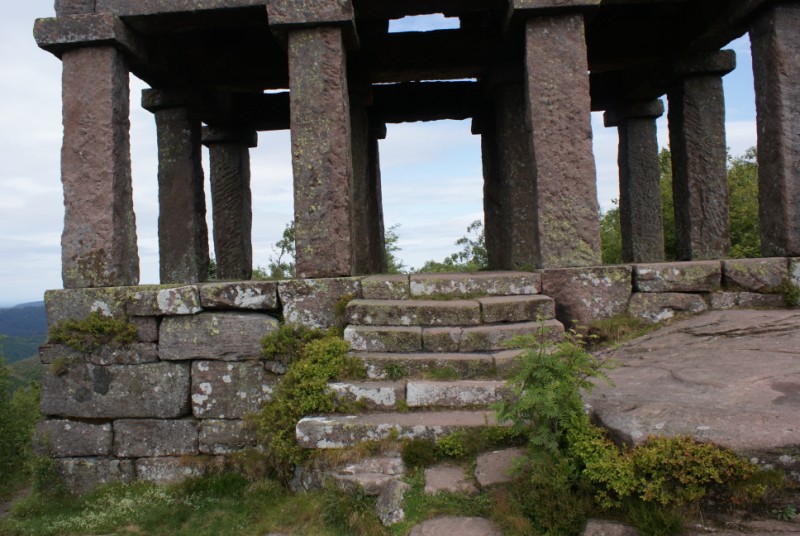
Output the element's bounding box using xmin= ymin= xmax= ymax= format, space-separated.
xmin=255 ymin=221 xmax=296 ymax=279
xmin=416 ymin=220 xmax=488 ymax=273
xmin=384 ymin=223 xmax=405 ymax=274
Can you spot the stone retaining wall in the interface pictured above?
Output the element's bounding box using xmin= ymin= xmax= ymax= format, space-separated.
xmin=35 ymin=258 xmax=800 ymax=493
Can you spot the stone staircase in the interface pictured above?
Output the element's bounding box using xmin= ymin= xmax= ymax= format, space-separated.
xmin=296 ymin=272 xmax=564 ymax=450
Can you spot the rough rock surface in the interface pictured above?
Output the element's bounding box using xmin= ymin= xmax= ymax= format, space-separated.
xmin=55 ymin=458 xmax=135 ymax=495
xmin=627 ymin=292 xmax=707 ymax=323
xmin=198 ymin=419 xmax=257 ymax=455
xmin=279 ymin=278 xmax=362 ymax=329
xmin=362 ymin=275 xmax=410 ymax=300
xmin=723 ymin=257 xmax=789 ymax=292
xmin=159 ymin=312 xmax=279 ymax=361
xmin=408 ymin=516 xmax=503 ymax=536
xmin=409 ymin=272 xmax=540 ymax=298
xmin=542 ymin=266 xmax=631 ymax=326
xmin=127 ymin=285 xmax=202 ymax=316
xmin=114 ymin=419 xmax=198 ymax=457
xmin=191 ymin=360 xmax=276 ymax=419
xmin=424 ymin=463 xmax=477 ymax=495
xmin=333 ymin=456 xmax=406 ymax=495
xmin=34 ymin=420 xmax=113 ymax=457
xmin=199 ymin=281 xmax=278 ymax=310
xmin=45 ymin=287 xmax=130 ymax=325
xmin=582 ymin=519 xmax=640 ymax=535
xmin=474 ymin=448 xmax=526 ymax=488
xmin=586 ymin=310 xmax=800 ymax=476
xmin=376 ymin=479 xmax=411 ymax=526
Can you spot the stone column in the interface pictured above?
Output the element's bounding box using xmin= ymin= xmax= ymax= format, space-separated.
xmin=202 ymin=127 xmax=257 ymax=281
xmin=143 ymin=90 xmax=210 ymax=284
xmin=667 ymin=53 xmax=734 ymax=260
xmin=60 ymin=46 xmax=139 ymax=288
xmin=523 ymin=14 xmax=601 ymax=268
xmin=350 ymin=89 xmax=387 ymax=274
xmin=750 ymin=3 xmax=800 ymax=256
xmin=495 ymin=83 xmax=538 ymax=270
xmin=604 ymin=100 xmax=665 ymax=263
xmin=475 ymin=109 xmax=510 ymax=270
xmin=287 ymin=26 xmax=356 ymax=278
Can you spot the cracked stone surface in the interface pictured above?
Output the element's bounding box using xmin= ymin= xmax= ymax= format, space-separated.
xmin=586 ymin=309 xmax=800 ymax=477
xmin=408 ymin=516 xmax=502 ymax=536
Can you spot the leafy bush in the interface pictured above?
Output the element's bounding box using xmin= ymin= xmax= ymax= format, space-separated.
xmin=401 ymin=438 xmax=438 ymax=469
xmin=261 ymin=323 xmax=329 ymax=367
xmin=48 ymin=312 xmax=137 ymax=353
xmin=257 ymin=331 xmax=365 ymax=483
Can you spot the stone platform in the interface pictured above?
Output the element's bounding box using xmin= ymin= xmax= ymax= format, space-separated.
xmin=586 ymin=309 xmax=800 ymax=479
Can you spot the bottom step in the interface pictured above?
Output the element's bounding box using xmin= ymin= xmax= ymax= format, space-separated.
xmin=296 ymin=411 xmax=498 ymax=449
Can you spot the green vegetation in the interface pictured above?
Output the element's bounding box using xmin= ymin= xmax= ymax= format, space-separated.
xmin=587 ymin=314 xmax=656 ymax=349
xmin=0 ymin=350 xmax=41 ymax=498
xmin=401 ymin=427 xmax=527 ymax=470
xmin=257 ymin=328 xmax=366 ymax=482
xmin=601 ymin=148 xmax=761 ymax=264
xmin=48 ymin=312 xmax=137 ymax=354
xmin=415 ymin=220 xmax=488 ymax=273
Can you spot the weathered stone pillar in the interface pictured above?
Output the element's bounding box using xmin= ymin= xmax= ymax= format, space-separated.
xmin=143 ymin=90 xmax=210 ymax=284
xmin=202 ymin=127 xmax=256 ymax=281
xmin=474 ymin=109 xmax=509 ymax=270
xmin=604 ymin=100 xmax=665 ymax=263
xmin=521 ymin=12 xmax=601 ymax=268
xmin=667 ymin=51 xmax=734 ymax=260
xmin=350 ymin=89 xmax=387 ymax=274
xmin=269 ymin=0 xmax=358 ymax=278
xmin=750 ymin=3 xmax=800 ymax=256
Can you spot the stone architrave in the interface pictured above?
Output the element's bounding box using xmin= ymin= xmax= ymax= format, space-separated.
xmin=288 ymin=26 xmax=356 ymax=278
xmin=495 ymin=83 xmax=538 ymax=269
xmin=144 ymin=91 xmax=210 ymax=284
xmin=523 ymin=14 xmax=601 ymax=268
xmin=750 ymin=4 xmax=800 ymax=257
xmin=202 ymin=127 xmax=256 ymax=281
xmin=667 ymin=54 xmax=733 ymax=260
xmin=60 ymin=46 xmax=139 ymax=288
xmin=350 ymin=89 xmax=387 ymax=275
xmin=604 ymin=100 xmax=665 ymax=263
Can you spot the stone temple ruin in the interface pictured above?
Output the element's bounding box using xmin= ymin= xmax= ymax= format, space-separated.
xmin=33 ymin=0 xmax=800 ymax=492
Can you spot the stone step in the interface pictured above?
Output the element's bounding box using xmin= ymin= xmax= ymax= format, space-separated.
xmin=361 ymin=271 xmax=542 ymax=300
xmin=406 ymin=380 xmax=508 ymax=408
xmin=296 ymin=411 xmax=498 ymax=449
xmin=346 ymin=295 xmax=555 ymax=327
xmin=344 ymin=320 xmax=563 ymax=353
xmin=329 ymin=379 xmax=509 ymax=411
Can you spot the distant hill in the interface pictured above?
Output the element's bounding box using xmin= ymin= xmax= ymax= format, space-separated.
xmin=7 ymin=355 xmax=42 ymax=390
xmin=0 ymin=302 xmax=47 ymax=364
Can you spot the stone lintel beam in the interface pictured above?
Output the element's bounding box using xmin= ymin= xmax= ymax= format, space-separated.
xmin=524 ymin=14 xmax=601 ymax=268
xmin=147 ymin=92 xmax=210 ymax=284
xmin=671 ymin=49 xmax=736 ymax=78
xmin=289 ymin=26 xmax=356 ymax=278
xmin=481 ymin=62 xmax=525 ymax=95
xmin=267 ymin=0 xmax=358 ymax=49
xmin=506 ymin=0 xmax=599 ymax=32
xmin=603 ymin=99 xmax=664 ymax=127
xmin=750 ymin=2 xmax=800 ymax=256
xmin=372 ymin=82 xmax=480 ymax=124
xmin=606 ymin=99 xmax=665 ymax=263
xmin=34 ymin=13 xmax=145 ymax=62
xmin=56 ymin=0 xmax=95 ymax=16
xmin=95 ymin=0 xmax=270 ymax=16
xmin=60 ymin=46 xmax=140 ymax=288
xmin=202 ymin=127 xmax=256 ymax=281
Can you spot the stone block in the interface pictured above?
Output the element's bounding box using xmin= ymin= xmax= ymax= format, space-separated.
xmin=279 ymin=278 xmax=362 ymax=329
xmin=424 ymin=463 xmax=478 ymax=495
xmin=627 ymin=293 xmax=707 ymax=323
xmin=792 ymin=258 xmax=800 ymax=287
xmin=114 ymin=419 xmax=198 ymax=457
xmin=135 ymin=457 xmax=207 ymax=485
xmin=478 ymin=295 xmax=555 ymax=323
xmin=408 ymin=517 xmax=502 ymax=536
xmin=723 ymin=258 xmax=789 ymax=292
xmin=360 ymin=352 xmax=497 ymax=381
xmin=459 ymin=320 xmax=563 ymax=352
xmin=127 ymin=285 xmax=202 ymax=316
xmin=56 ymin=0 xmax=95 ymax=16
xmin=41 ymin=362 xmax=191 ymax=419
xmin=362 ymin=275 xmax=410 ymax=300
xmin=35 ymin=14 xmax=145 ymax=61
xmin=582 ymin=519 xmax=639 ymax=536
xmin=376 ymin=479 xmax=411 ymax=526
xmin=409 ymin=272 xmax=540 ymax=298
xmin=34 ymin=420 xmax=112 ymax=457
xmin=198 ymin=419 xmax=258 ymax=455
xmin=475 ymin=448 xmax=527 ymax=488
xmin=160 ymin=312 xmax=279 ymax=361
xmin=267 ymin=0 xmax=354 ymax=27
xmin=542 ymin=266 xmax=632 ymax=326
xmin=407 ymin=380 xmax=506 ymax=408
xmin=39 ymin=343 xmax=158 ymax=366
xmin=45 ymin=287 xmax=130 ymax=326
xmin=344 ymin=326 xmax=422 ymax=352
xmin=634 ymin=261 xmax=721 ymax=292
xmin=330 ymin=381 xmax=402 ymax=411
xmin=737 ymin=292 xmax=787 ymax=308
xmin=346 ymin=299 xmax=481 ymax=327
xmin=199 ymin=281 xmax=279 ymax=310
xmin=709 ymin=292 xmax=738 ymax=310
xmin=510 ymin=0 xmax=600 ymax=12
xmin=130 ymin=316 xmax=159 ymax=342
xmin=191 ymin=361 xmax=276 ymax=419
xmin=55 ymin=458 xmax=135 ymax=495
xmin=422 ymin=328 xmax=462 ymax=353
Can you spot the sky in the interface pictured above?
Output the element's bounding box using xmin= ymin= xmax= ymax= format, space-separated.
xmin=0 ymin=5 xmax=757 ymax=306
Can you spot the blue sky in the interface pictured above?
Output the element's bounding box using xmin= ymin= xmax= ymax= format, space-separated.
xmin=0 ymin=6 xmax=757 ymax=306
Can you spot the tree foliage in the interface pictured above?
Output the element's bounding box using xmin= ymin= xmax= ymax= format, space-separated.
xmin=416 ymin=220 xmax=488 ymax=273
xmin=600 ymin=147 xmax=759 ymax=264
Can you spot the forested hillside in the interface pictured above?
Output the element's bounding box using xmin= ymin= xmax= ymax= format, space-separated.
xmin=0 ymin=302 xmax=47 ymax=363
